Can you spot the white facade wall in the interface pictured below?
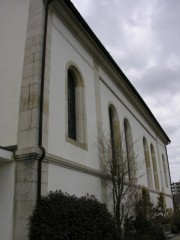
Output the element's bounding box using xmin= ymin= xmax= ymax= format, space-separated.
xmin=0 ymin=0 xmax=29 ymax=146
xmin=99 ymin=73 xmax=172 ymax=206
xmin=0 ymin=160 xmax=15 ymax=240
xmin=48 ymin=15 xmax=99 ymax=169
xmin=0 ymin=1 xmax=173 ymax=239
xmin=48 ymin=163 xmax=101 ymax=200
xmin=47 ymin=12 xmax=172 ymax=208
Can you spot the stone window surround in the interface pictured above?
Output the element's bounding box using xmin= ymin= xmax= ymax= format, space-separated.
xmin=143 ymin=137 xmax=153 ymax=188
xmin=65 ymin=63 xmax=87 ymax=151
xmin=124 ymin=118 xmax=135 ymax=181
xmin=162 ymin=154 xmax=169 ymax=188
xmin=151 ymin=144 xmax=160 ymax=191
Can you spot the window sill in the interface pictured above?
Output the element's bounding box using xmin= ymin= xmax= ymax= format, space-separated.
xmin=65 ymin=136 xmax=88 ymax=151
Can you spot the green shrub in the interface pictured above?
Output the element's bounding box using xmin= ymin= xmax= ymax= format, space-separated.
xmin=28 ymin=190 xmax=119 ymax=240
xmin=124 ymin=221 xmax=166 ymax=240
xmin=124 ymin=188 xmax=166 ymax=240
xmin=171 ymin=224 xmax=178 ymax=234
xmin=173 ymin=211 xmax=180 ymax=232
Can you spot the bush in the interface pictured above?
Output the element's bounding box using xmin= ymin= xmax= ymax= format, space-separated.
xmin=28 ymin=190 xmax=119 ymax=240
xmin=173 ymin=211 xmax=180 ymax=232
xmin=124 ymin=220 xmax=166 ymax=240
xmin=124 ymin=188 xmax=166 ymax=240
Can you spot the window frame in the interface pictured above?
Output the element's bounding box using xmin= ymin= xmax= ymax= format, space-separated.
xmin=162 ymin=154 xmax=169 ymax=188
xmin=65 ymin=65 xmax=87 ymax=150
xmin=108 ymin=104 xmax=121 ymax=176
xmin=143 ymin=137 xmax=153 ymax=188
xmin=150 ymin=144 xmax=160 ymax=190
xmin=124 ymin=118 xmax=135 ymax=181
xmin=67 ymin=69 xmax=76 ymax=140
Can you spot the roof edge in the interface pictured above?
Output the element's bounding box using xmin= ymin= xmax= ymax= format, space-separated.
xmin=53 ymin=0 xmax=171 ymax=144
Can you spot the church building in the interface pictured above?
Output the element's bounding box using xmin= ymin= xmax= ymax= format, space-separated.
xmin=0 ymin=0 xmax=173 ymax=239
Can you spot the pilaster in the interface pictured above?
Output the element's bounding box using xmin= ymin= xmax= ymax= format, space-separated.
xmin=93 ymin=59 xmax=107 ymax=204
xmin=13 ymin=0 xmax=52 ymax=239
xmin=13 ymin=151 xmax=48 ymax=240
xmin=17 ymin=0 xmax=45 ymax=150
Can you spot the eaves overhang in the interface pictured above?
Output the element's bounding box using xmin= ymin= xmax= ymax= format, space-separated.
xmin=47 ymin=0 xmax=171 ymax=144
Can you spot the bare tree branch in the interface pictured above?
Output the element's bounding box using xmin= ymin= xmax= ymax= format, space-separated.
xmin=96 ymin=123 xmax=144 ymax=238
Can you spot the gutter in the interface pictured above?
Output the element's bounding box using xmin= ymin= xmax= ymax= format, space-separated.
xmin=37 ymin=0 xmax=54 ymax=204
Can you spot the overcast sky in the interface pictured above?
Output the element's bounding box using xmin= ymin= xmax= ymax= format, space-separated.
xmin=71 ymin=0 xmax=180 ymax=182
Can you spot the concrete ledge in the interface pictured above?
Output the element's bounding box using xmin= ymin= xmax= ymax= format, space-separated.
xmin=46 ymin=152 xmax=107 ymax=179
xmin=0 ymin=148 xmax=13 ymax=163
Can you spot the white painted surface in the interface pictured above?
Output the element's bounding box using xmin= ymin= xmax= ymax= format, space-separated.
xmin=0 ymin=0 xmax=29 ymax=146
xmin=47 ymin=12 xmax=173 ymax=207
xmin=48 ymin=15 xmax=99 ymax=170
xmin=99 ymin=75 xmax=171 ymax=196
xmin=150 ymin=191 xmax=173 ymax=209
xmin=0 ymin=161 xmax=15 ymax=240
xmin=48 ymin=163 xmax=101 ymax=200
xmin=0 ymin=148 xmax=13 ymax=162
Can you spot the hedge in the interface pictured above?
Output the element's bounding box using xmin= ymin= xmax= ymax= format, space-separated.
xmin=28 ymin=190 xmax=119 ymax=240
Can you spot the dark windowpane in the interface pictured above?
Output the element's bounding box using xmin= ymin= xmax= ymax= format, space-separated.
xmin=124 ymin=121 xmax=130 ymax=180
xmin=109 ymin=107 xmax=114 ymax=152
xmin=68 ymin=70 xmax=76 ymax=140
xmin=109 ymin=106 xmax=119 ymax=177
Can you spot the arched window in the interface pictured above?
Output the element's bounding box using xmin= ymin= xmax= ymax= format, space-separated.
xmin=143 ymin=137 xmax=153 ymax=188
xmin=67 ymin=66 xmax=86 ymax=147
xmin=68 ymin=69 xmax=76 ymax=140
xmin=124 ymin=119 xmax=135 ymax=181
xmin=109 ymin=105 xmax=120 ymax=154
xmin=150 ymin=144 xmax=159 ymax=190
xmin=162 ymin=154 xmax=168 ymax=187
xmin=108 ymin=105 xmax=120 ymax=175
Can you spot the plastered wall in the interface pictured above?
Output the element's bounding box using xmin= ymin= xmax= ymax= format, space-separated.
xmin=0 ymin=0 xmax=29 ymax=146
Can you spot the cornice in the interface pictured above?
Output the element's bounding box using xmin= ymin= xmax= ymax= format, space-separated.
xmin=46 ymin=153 xmax=107 ymax=179
xmin=15 ymin=147 xmax=42 ymax=161
xmin=14 ymin=148 xmax=172 ymax=198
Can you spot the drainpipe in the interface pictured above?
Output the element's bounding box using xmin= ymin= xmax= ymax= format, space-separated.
xmin=37 ymin=0 xmax=54 ymax=204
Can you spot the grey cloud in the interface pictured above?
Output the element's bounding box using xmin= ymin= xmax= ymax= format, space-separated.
xmin=134 ymin=66 xmax=180 ymax=95
xmin=163 ymin=125 xmax=178 ymax=137
xmin=152 ymin=0 xmax=180 ymax=60
xmin=118 ymin=49 xmax=151 ymax=71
